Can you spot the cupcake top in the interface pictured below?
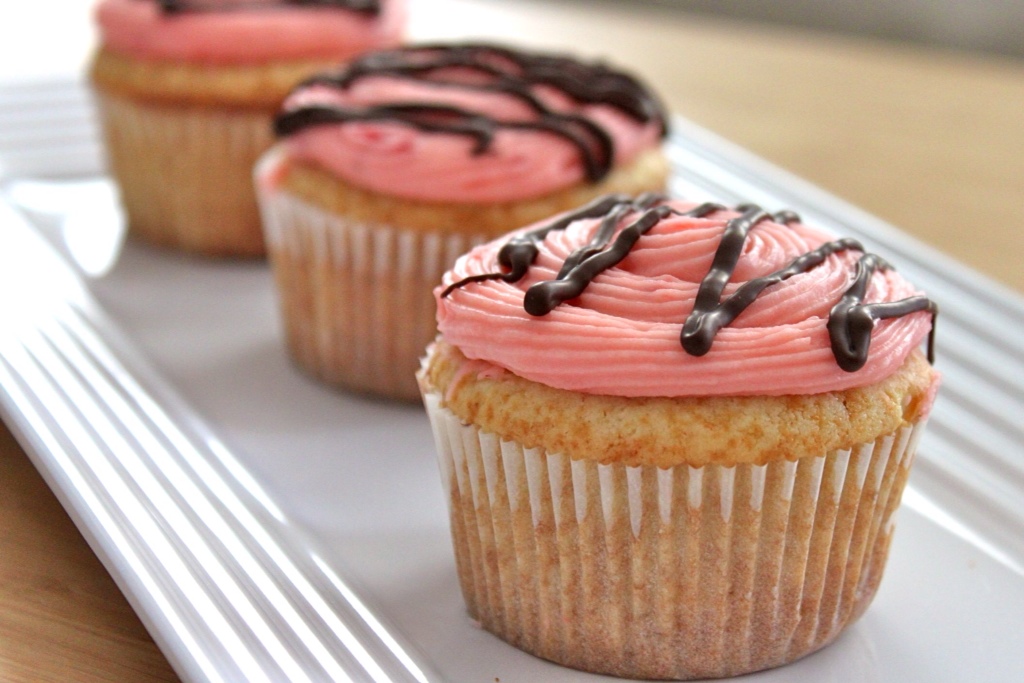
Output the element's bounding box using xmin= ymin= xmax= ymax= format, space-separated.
xmin=271 ymin=43 xmax=667 ymax=203
xmin=94 ymin=0 xmax=406 ymax=65
xmin=436 ymin=194 xmax=937 ymax=398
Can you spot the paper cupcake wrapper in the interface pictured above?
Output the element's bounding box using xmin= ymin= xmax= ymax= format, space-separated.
xmin=94 ymin=92 xmax=273 ymax=257
xmin=258 ymin=186 xmax=484 ymax=400
xmin=422 ymin=391 xmax=925 ymax=680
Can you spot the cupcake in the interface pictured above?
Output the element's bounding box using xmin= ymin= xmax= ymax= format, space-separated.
xmin=89 ymin=0 xmax=406 ymax=257
xmin=255 ymin=43 xmax=669 ymax=400
xmin=418 ymin=194 xmax=940 ymax=679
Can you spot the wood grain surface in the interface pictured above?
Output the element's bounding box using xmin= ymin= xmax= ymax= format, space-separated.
xmin=1 ymin=1 xmax=1021 ymax=681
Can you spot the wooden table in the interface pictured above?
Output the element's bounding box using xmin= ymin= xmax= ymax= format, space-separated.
xmin=1 ymin=1 xmax=1022 ymax=680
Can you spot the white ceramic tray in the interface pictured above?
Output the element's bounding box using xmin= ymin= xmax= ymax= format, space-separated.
xmin=1 ymin=79 xmax=1023 ymax=682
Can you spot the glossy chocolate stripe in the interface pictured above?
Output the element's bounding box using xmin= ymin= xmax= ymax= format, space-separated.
xmin=525 ymin=202 xmax=723 ymax=315
xmin=554 ymin=191 xmax=674 ymax=279
xmin=680 ymin=204 xmax=772 ymax=353
xmin=829 ymin=253 xmax=939 ymax=371
xmin=308 ymin=43 xmax=665 ymax=132
xmin=682 ymin=237 xmax=864 ymax=357
xmin=277 ymin=44 xmax=666 ymax=182
xmin=439 ymin=193 xmax=637 ymax=297
xmin=443 ymin=194 xmax=937 ymax=373
xmin=276 ymin=101 xmax=613 ymax=182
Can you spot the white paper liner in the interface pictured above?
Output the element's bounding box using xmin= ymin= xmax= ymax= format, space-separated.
xmin=94 ymin=92 xmax=273 ymax=257
xmin=422 ymin=391 xmax=925 ymax=680
xmin=257 ymin=184 xmax=484 ymax=400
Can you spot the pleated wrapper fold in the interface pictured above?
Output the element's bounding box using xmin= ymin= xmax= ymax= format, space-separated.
xmin=422 ymin=390 xmax=924 ymax=680
xmin=95 ymin=92 xmax=273 ymax=257
xmin=259 ymin=186 xmax=484 ymax=400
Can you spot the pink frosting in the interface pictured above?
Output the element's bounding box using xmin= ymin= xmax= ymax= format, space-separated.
xmin=436 ymin=199 xmax=936 ymax=397
xmin=94 ymin=0 xmax=406 ymax=65
xmin=276 ymin=74 xmax=663 ymax=203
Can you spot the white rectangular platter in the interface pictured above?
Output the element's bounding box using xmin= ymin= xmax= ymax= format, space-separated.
xmin=1 ymin=78 xmax=1023 ymax=682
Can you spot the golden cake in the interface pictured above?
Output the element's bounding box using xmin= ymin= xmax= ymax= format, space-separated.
xmin=256 ymin=44 xmax=669 ymax=399
xmin=89 ymin=0 xmax=405 ymax=256
xmin=419 ymin=194 xmax=940 ymax=679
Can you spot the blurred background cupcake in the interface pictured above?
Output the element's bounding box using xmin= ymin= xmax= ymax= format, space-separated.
xmin=255 ymin=42 xmax=669 ymax=400
xmin=89 ymin=0 xmax=406 ymax=257
xmin=419 ymin=194 xmax=940 ymax=679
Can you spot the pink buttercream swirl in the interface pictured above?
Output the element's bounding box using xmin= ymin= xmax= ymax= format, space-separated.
xmin=273 ymin=44 xmax=666 ymax=203
xmin=436 ymin=195 xmax=937 ymax=397
xmin=94 ymin=0 xmax=406 ymax=65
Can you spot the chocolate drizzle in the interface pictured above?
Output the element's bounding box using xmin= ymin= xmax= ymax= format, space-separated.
xmin=157 ymin=0 xmax=381 ymax=16
xmin=443 ymin=194 xmax=938 ymax=373
xmin=524 ymin=197 xmax=717 ymax=316
xmin=827 ymin=254 xmax=937 ymax=371
xmin=274 ymin=44 xmax=668 ymax=183
xmin=682 ymin=235 xmax=860 ymax=357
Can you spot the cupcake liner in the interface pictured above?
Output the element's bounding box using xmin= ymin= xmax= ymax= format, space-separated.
xmin=94 ymin=92 xmax=274 ymax=257
xmin=258 ymin=185 xmax=483 ymax=400
xmin=422 ymin=390 xmax=924 ymax=680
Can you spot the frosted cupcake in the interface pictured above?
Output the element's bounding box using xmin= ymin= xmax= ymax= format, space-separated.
xmin=418 ymin=194 xmax=940 ymax=679
xmin=89 ymin=0 xmax=406 ymax=257
xmin=256 ymin=43 xmax=669 ymax=400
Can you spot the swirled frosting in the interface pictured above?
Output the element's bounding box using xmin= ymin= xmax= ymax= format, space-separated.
xmin=272 ymin=44 xmax=667 ymax=203
xmin=437 ymin=194 xmax=937 ymax=397
xmin=94 ymin=0 xmax=406 ymax=65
